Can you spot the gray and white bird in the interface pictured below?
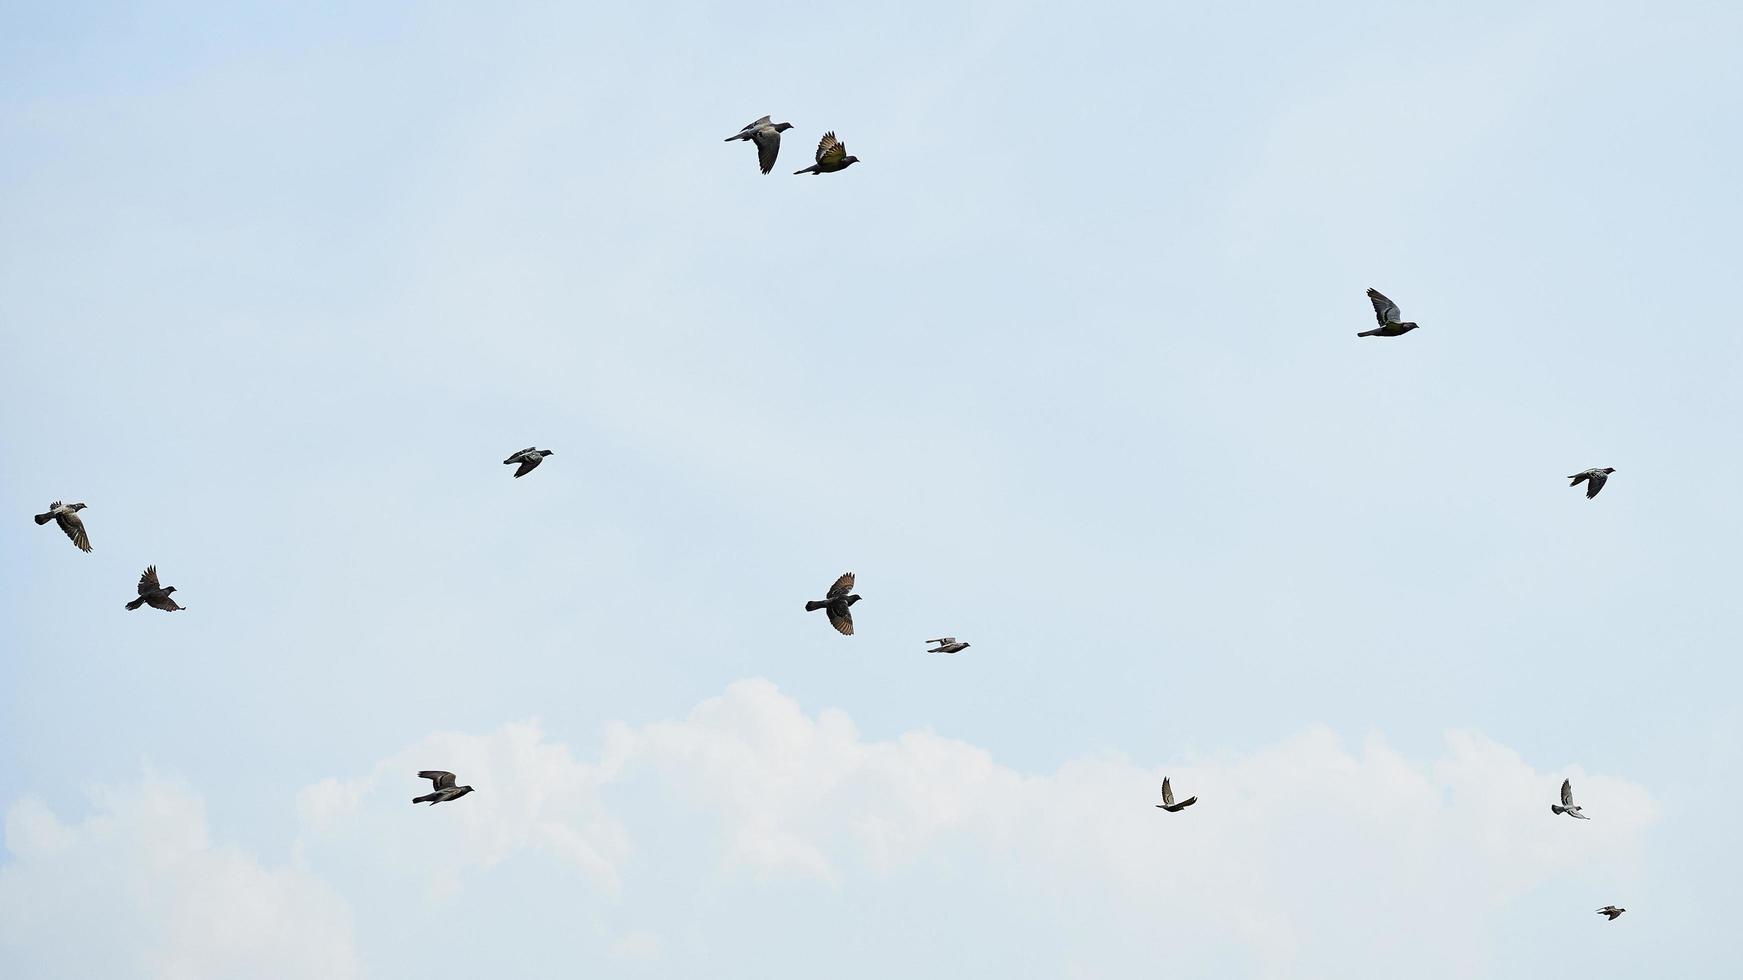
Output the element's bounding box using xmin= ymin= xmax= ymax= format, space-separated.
xmin=1596 ymin=906 xmax=1626 ymax=921
xmin=1551 ymin=778 xmax=1590 ymax=819
xmin=504 ymin=447 xmax=554 ymax=478
xmin=413 ymin=770 xmax=476 ymax=805
xmin=805 ymin=571 xmax=861 ymax=636
xmin=1567 ymin=467 xmax=1616 ymax=499
xmin=1155 ymin=777 xmax=1197 ymax=812
xmin=1358 ymin=288 xmax=1421 ymax=338
xmin=793 ymin=131 xmax=860 ymax=175
xmin=33 ymin=500 xmax=91 ymax=552
xmin=724 ymin=115 xmax=794 ymax=175
xmin=124 ymin=565 xmax=184 ymax=612
xmin=926 ymin=637 xmax=970 ymax=654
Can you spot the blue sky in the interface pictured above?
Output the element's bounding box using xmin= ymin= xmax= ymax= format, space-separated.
xmin=2 ymin=1 xmax=1739 ymax=976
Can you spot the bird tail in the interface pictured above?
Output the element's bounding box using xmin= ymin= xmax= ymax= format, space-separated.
xmin=413 ymin=793 xmax=438 ymax=804
xmin=125 ymin=596 xmax=146 ymax=610
xmin=34 ymin=512 xmax=53 ymax=525
xmin=805 ymin=600 xmax=827 ymax=611
xmin=1567 ymin=476 xmax=1583 ymax=485
xmin=1356 ymin=329 xmax=1382 ymax=338
xmin=724 ymin=133 xmax=748 ymax=142
xmin=1551 ymin=804 xmax=1567 ymax=814
xmin=794 ymin=166 xmax=816 ymax=175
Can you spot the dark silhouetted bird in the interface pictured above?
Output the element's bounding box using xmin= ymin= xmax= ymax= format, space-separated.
xmin=413 ymin=770 xmax=476 ymax=805
xmin=125 ymin=565 xmax=184 ymax=612
xmin=926 ymin=637 xmax=970 ymax=654
xmin=1552 ymin=778 xmax=1590 ymax=819
xmin=805 ymin=572 xmax=861 ymax=636
xmin=1358 ymin=288 xmax=1420 ymax=337
xmin=1596 ymin=906 xmax=1625 ymax=921
xmin=794 ymin=131 xmax=860 ymax=175
xmin=504 ymin=447 xmax=554 ymax=478
xmin=725 ymin=115 xmax=794 ymax=175
xmin=1567 ymin=467 xmax=1616 ymax=499
xmin=34 ymin=501 xmax=91 ymax=552
xmin=1155 ymin=777 xmax=1197 ymax=812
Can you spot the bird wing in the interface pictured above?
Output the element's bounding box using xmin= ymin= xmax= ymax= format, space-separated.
xmin=504 ymin=447 xmax=535 ymax=464
xmin=826 ymin=601 xmax=854 ymax=636
xmin=1561 ymin=779 xmax=1574 ymax=806
xmin=927 ymin=637 xmax=955 ymax=645
xmin=419 ymin=770 xmax=457 ymax=789
xmin=754 ymin=128 xmax=781 ymax=174
xmin=826 ymin=571 xmax=855 ymax=599
xmin=1367 ymin=288 xmax=1401 ymax=325
xmin=146 ymin=593 xmax=183 ymax=612
xmin=1161 ymin=778 xmax=1174 ymax=806
xmin=1586 ymin=471 xmax=1607 ymax=498
xmin=58 ymin=511 xmax=91 ymax=552
xmin=138 ymin=565 xmax=160 ymax=596
xmin=815 ymin=131 xmax=846 ymax=167
xmin=513 ymin=458 xmax=540 ymax=477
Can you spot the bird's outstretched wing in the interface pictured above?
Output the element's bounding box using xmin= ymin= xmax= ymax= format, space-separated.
xmin=826 ymin=602 xmax=854 ymax=636
xmin=1585 ymin=472 xmax=1607 ymax=498
xmin=754 ymin=128 xmax=781 ymax=174
xmin=513 ymin=458 xmax=540 ymax=478
xmin=419 ymin=770 xmax=457 ymax=789
xmin=1367 ymin=288 xmax=1401 ymax=325
xmin=138 ymin=565 xmax=161 ymax=596
xmin=826 ymin=572 xmax=855 ymax=599
xmin=146 ymin=593 xmax=184 ymax=612
xmin=1561 ymin=779 xmax=1575 ymax=807
xmin=504 ymin=447 xmax=535 ymax=465
xmin=927 ymin=637 xmax=956 ymax=645
xmin=58 ymin=511 xmax=91 ymax=552
xmin=815 ymin=131 xmax=846 ymax=168
xmin=1161 ymin=778 xmax=1174 ymax=807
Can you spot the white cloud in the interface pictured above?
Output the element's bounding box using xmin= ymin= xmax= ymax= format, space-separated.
xmin=0 ymin=777 xmax=362 ymax=980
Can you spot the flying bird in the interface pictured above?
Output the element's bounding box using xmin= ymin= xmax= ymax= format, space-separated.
xmin=793 ymin=131 xmax=860 ymax=175
xmin=1551 ymin=778 xmax=1590 ymax=819
xmin=504 ymin=447 xmax=554 ymax=478
xmin=805 ymin=571 xmax=861 ymax=636
xmin=1155 ymin=777 xmax=1197 ymax=812
xmin=724 ymin=115 xmax=794 ymax=175
xmin=124 ymin=565 xmax=184 ymax=612
xmin=33 ymin=501 xmax=91 ymax=552
xmin=413 ymin=771 xmax=476 ymax=805
xmin=926 ymin=637 xmax=970 ymax=654
xmin=1567 ymin=467 xmax=1616 ymax=499
xmin=1358 ymin=288 xmax=1421 ymax=338
xmin=1596 ymin=906 xmax=1626 ymax=921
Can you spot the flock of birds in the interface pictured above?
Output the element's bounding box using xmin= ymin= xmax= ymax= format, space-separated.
xmin=26 ymin=113 xmax=1631 ymax=931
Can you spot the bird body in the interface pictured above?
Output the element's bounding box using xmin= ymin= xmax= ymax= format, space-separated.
xmin=1155 ymin=776 xmax=1197 ymax=812
xmin=806 ymin=571 xmax=861 ymax=635
xmin=1358 ymin=288 xmax=1420 ymax=337
xmin=125 ymin=565 xmax=184 ymax=612
xmin=725 ymin=115 xmax=794 ymax=174
xmin=1551 ymin=778 xmax=1589 ymax=819
xmin=1597 ymin=906 xmax=1625 ymax=920
xmin=34 ymin=500 xmax=91 ymax=552
xmin=504 ymin=447 xmax=554 ymax=478
xmin=1567 ymin=467 xmax=1616 ymax=499
xmin=413 ymin=770 xmax=476 ymax=805
xmin=794 ymin=131 xmax=860 ymax=175
xmin=926 ymin=637 xmax=970 ymax=654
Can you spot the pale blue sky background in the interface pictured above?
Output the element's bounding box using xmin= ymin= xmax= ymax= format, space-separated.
xmin=2 ymin=2 xmax=1739 ymax=977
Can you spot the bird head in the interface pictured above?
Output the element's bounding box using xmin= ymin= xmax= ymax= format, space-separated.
xmin=775 ymin=122 xmax=794 ymax=132
xmin=845 ymin=594 xmax=862 ymax=605
xmin=164 ymin=586 xmax=178 ymax=594
xmin=842 ymin=156 xmax=861 ymax=167
xmin=72 ymin=502 xmax=88 ymax=511
xmin=1602 ymin=467 xmax=1616 ymax=474
xmin=959 ymin=642 xmax=970 ymax=650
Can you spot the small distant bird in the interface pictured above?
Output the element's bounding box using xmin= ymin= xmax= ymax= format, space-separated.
xmin=805 ymin=571 xmax=861 ymax=636
xmin=793 ymin=131 xmax=860 ymax=175
xmin=504 ymin=447 xmax=554 ymax=478
xmin=124 ymin=565 xmax=184 ymax=612
xmin=926 ymin=637 xmax=970 ymax=654
xmin=1358 ymin=288 xmax=1420 ymax=338
xmin=1596 ymin=906 xmax=1626 ymax=921
xmin=1154 ymin=777 xmax=1197 ymax=812
xmin=1567 ymin=467 xmax=1616 ymax=499
xmin=413 ymin=770 xmax=476 ymax=805
xmin=33 ymin=501 xmax=91 ymax=552
xmin=725 ymin=115 xmax=794 ymax=175
xmin=1551 ymin=778 xmax=1590 ymax=819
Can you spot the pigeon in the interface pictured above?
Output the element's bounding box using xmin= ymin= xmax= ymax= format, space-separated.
xmin=1567 ymin=467 xmax=1616 ymax=499
xmin=1551 ymin=778 xmax=1590 ymax=819
xmin=124 ymin=565 xmax=184 ymax=612
xmin=504 ymin=447 xmax=554 ymax=478
xmin=413 ymin=770 xmax=476 ymax=805
xmin=33 ymin=501 xmax=91 ymax=552
xmin=926 ymin=637 xmax=970 ymax=654
xmin=1596 ymin=906 xmax=1626 ymax=921
xmin=1358 ymin=288 xmax=1421 ymax=338
xmin=1155 ymin=777 xmax=1197 ymax=812
xmin=793 ymin=131 xmax=860 ymax=175
xmin=725 ymin=115 xmax=794 ymax=175
xmin=804 ymin=571 xmax=861 ymax=636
